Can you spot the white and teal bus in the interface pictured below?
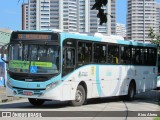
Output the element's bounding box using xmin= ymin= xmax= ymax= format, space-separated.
xmin=1 ymin=30 xmax=158 ymax=106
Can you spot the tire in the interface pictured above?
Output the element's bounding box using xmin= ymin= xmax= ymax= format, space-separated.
xmin=70 ymin=85 xmax=86 ymax=106
xmin=28 ymin=98 xmax=45 ymax=106
xmin=126 ymin=82 xmax=136 ymax=101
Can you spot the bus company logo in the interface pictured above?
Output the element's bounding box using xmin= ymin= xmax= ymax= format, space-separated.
xmin=1 ymin=112 xmax=42 ymax=118
xmin=78 ymin=71 xmax=88 ymax=78
xmin=2 ymin=112 xmax=12 ymax=117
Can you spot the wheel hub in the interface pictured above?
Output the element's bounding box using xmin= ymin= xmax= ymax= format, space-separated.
xmin=75 ymin=90 xmax=82 ymax=102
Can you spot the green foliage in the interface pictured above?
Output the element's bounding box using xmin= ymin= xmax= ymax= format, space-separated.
xmin=148 ymin=28 xmax=160 ymax=45
xmin=154 ymin=117 xmax=160 ymax=120
xmin=148 ymin=28 xmax=156 ymax=40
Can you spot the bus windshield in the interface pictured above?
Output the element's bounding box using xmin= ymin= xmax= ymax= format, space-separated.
xmin=8 ymin=43 xmax=60 ymax=74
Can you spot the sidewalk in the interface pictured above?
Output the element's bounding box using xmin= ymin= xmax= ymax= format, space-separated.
xmin=0 ymin=86 xmax=21 ymax=103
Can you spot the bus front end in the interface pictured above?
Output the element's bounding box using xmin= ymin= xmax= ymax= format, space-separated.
xmin=5 ymin=31 xmax=63 ymax=105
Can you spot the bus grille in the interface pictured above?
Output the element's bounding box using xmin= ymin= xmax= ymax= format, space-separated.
xmin=10 ymin=75 xmax=49 ymax=82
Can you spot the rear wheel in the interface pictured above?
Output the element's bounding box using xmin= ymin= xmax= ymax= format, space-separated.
xmin=126 ymin=82 xmax=136 ymax=101
xmin=28 ymin=98 xmax=45 ymax=106
xmin=70 ymin=85 xmax=86 ymax=106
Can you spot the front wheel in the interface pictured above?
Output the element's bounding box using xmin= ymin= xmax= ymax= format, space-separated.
xmin=70 ymin=85 xmax=86 ymax=106
xmin=28 ymin=98 xmax=45 ymax=106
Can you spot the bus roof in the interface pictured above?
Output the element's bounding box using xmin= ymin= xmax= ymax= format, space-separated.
xmin=63 ymin=32 xmax=157 ymax=48
xmin=14 ymin=29 xmax=157 ymax=48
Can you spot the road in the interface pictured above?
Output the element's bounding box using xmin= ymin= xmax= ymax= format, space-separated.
xmin=0 ymin=90 xmax=159 ymax=120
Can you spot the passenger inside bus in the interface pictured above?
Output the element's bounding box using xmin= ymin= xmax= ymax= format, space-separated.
xmin=108 ymin=45 xmax=119 ymax=64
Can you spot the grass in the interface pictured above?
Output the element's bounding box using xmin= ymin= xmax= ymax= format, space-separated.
xmin=154 ymin=117 xmax=160 ymax=120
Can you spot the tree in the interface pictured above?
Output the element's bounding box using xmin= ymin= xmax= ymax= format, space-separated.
xmin=148 ymin=28 xmax=160 ymax=45
xmin=18 ymin=0 xmax=25 ymax=4
xmin=91 ymin=0 xmax=111 ymax=25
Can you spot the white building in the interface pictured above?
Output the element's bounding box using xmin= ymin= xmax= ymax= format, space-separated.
xmin=127 ymin=0 xmax=157 ymax=42
xmin=156 ymin=3 xmax=160 ymax=34
xmin=22 ymin=0 xmax=116 ymax=35
xmin=22 ymin=3 xmax=29 ymax=30
xmin=116 ymin=23 xmax=126 ymax=38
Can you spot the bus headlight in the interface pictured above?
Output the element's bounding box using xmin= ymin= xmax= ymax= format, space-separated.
xmin=46 ymin=81 xmax=60 ymax=91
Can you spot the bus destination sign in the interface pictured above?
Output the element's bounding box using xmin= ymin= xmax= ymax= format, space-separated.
xmin=17 ymin=34 xmax=51 ymax=40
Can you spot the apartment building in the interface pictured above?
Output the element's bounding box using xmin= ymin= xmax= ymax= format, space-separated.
xmin=22 ymin=0 xmax=116 ymax=35
xmin=116 ymin=23 xmax=126 ymax=38
xmin=22 ymin=3 xmax=29 ymax=30
xmin=127 ymin=0 xmax=157 ymax=42
xmin=156 ymin=3 xmax=160 ymax=34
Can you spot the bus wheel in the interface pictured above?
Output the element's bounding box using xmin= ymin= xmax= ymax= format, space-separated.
xmin=126 ymin=82 xmax=136 ymax=101
xmin=70 ymin=85 xmax=86 ymax=106
xmin=28 ymin=98 xmax=45 ymax=106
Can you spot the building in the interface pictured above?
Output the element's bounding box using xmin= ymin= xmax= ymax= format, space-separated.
xmin=22 ymin=0 xmax=116 ymax=35
xmin=127 ymin=0 xmax=157 ymax=42
xmin=22 ymin=3 xmax=29 ymax=30
xmin=88 ymin=0 xmax=116 ymax=34
xmin=116 ymin=23 xmax=126 ymax=38
xmin=156 ymin=3 xmax=160 ymax=34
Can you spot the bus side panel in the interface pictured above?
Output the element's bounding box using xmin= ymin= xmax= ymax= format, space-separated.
xmin=62 ymin=65 xmax=131 ymax=100
xmin=99 ymin=65 xmax=132 ymax=97
xmin=62 ymin=84 xmax=71 ymax=100
xmin=61 ymin=65 xmax=157 ymax=101
xmin=61 ymin=65 xmax=97 ymax=100
xmin=99 ymin=65 xmax=123 ymax=97
xmin=130 ymin=66 xmax=157 ymax=93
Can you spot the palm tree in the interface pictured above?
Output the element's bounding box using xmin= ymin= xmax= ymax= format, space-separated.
xmin=148 ymin=28 xmax=160 ymax=45
xmin=148 ymin=28 xmax=156 ymax=40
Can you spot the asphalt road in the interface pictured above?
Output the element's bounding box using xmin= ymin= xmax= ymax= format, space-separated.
xmin=0 ymin=90 xmax=159 ymax=120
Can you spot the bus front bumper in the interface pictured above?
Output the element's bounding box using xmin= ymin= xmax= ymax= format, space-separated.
xmin=6 ymin=85 xmax=63 ymax=101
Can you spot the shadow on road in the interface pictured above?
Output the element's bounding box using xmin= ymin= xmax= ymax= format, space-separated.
xmin=0 ymin=90 xmax=159 ymax=109
xmin=0 ymin=97 xmax=122 ymax=109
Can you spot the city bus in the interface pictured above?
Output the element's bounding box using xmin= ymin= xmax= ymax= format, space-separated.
xmin=1 ymin=30 xmax=158 ymax=106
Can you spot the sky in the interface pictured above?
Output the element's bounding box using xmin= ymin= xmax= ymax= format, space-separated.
xmin=0 ymin=0 xmax=160 ymax=30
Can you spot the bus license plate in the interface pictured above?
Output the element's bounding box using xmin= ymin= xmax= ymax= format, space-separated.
xmin=23 ymin=91 xmax=33 ymax=96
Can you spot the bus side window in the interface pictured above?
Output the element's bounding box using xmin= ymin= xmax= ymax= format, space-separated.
xmin=121 ymin=46 xmax=131 ymax=64
xmin=148 ymin=48 xmax=156 ymax=66
xmin=85 ymin=43 xmax=92 ymax=63
xmin=143 ymin=48 xmax=148 ymax=65
xmin=108 ymin=45 xmax=119 ymax=64
xmin=94 ymin=44 xmax=106 ymax=63
xmin=78 ymin=42 xmax=92 ymax=65
xmin=135 ymin=48 xmax=140 ymax=65
xmin=132 ymin=47 xmax=140 ymax=65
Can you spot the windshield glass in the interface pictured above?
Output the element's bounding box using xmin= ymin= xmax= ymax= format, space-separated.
xmin=8 ymin=43 xmax=60 ymax=74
